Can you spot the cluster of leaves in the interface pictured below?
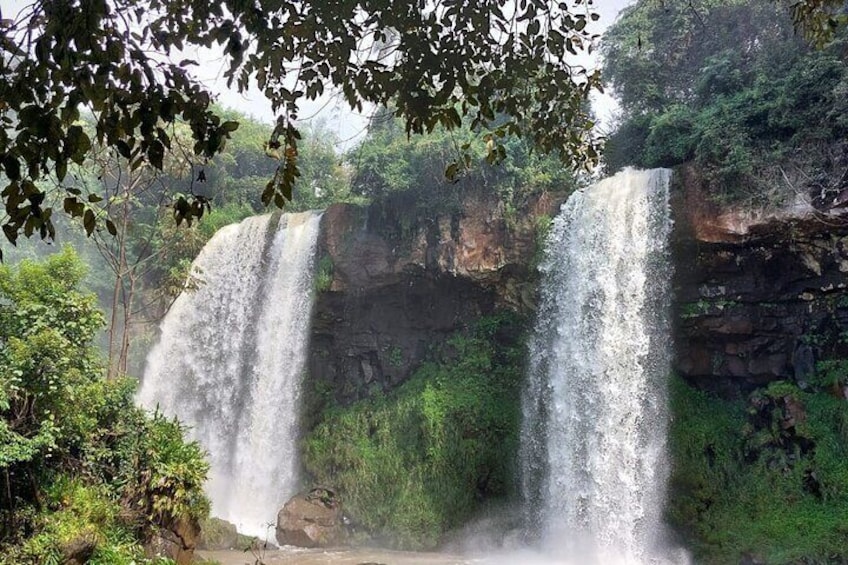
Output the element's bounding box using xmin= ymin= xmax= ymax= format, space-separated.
xmin=790 ymin=0 xmax=848 ymax=46
xmin=0 ymin=0 xmax=602 ymax=256
xmin=668 ymin=372 xmax=848 ymax=563
xmin=354 ymin=108 xmax=578 ymax=196
xmin=301 ymin=312 xmax=526 ymax=549
xmin=185 ymin=109 xmax=357 ymax=214
xmin=602 ymin=0 xmax=848 ymax=204
xmin=0 ymin=0 xmax=241 ymax=248
xmin=0 ymin=248 xmax=209 ymax=563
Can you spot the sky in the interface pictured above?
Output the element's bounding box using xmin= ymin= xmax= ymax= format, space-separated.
xmin=0 ymin=0 xmax=633 ymax=146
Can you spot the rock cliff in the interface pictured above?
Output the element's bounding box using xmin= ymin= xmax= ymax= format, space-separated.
xmin=304 ymin=189 xmax=559 ymax=417
xmin=671 ymin=166 xmax=848 ymax=396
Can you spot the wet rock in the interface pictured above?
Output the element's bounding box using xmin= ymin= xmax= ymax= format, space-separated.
xmin=61 ymin=533 xmax=97 ymax=565
xmin=276 ymin=487 xmax=345 ymax=548
xmin=305 ymin=189 xmax=559 ymax=414
xmin=197 ymin=517 xmax=239 ymax=550
xmin=145 ymin=516 xmax=200 ymax=565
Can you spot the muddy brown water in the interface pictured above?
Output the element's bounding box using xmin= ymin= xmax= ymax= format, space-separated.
xmin=197 ymin=548 xmax=479 ymax=565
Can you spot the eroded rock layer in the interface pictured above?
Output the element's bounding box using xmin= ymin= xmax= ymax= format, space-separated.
xmin=672 ymin=167 xmax=848 ymax=395
xmin=305 ymin=189 xmax=558 ymax=414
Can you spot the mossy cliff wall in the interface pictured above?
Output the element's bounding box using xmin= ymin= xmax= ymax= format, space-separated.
xmin=668 ymin=166 xmax=848 ymax=563
xmin=305 ymin=189 xmax=558 ymax=413
xmin=299 ymin=189 xmax=559 ymax=548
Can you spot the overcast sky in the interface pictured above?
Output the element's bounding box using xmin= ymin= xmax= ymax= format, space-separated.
xmin=0 ymin=0 xmax=633 ymax=145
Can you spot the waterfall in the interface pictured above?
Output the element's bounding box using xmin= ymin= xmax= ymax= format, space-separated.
xmin=138 ymin=211 xmax=322 ymax=538
xmin=521 ymin=168 xmax=674 ymax=563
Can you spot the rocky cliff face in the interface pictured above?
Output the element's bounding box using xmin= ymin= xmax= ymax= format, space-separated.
xmin=303 ymin=189 xmax=559 ymax=417
xmin=303 ymin=167 xmax=848 ymax=404
xmin=672 ymin=166 xmax=848 ymax=396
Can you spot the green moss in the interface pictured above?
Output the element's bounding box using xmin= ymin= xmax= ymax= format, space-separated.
xmin=386 ymin=345 xmax=404 ymax=368
xmin=301 ymin=313 xmax=525 ymax=549
xmin=314 ymin=254 xmax=334 ymax=293
xmin=668 ymin=374 xmax=848 ymax=563
xmin=679 ymin=299 xmax=738 ymax=319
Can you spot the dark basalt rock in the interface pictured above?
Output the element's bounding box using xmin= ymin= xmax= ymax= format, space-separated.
xmin=671 ymin=166 xmax=848 ymax=396
xmin=144 ymin=516 xmax=200 ymax=565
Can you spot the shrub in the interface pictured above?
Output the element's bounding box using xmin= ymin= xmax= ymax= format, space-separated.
xmin=0 ymin=248 xmax=209 ymax=563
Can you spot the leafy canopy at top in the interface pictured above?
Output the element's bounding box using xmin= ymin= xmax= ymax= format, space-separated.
xmin=0 ymin=0 xmax=603 ymax=255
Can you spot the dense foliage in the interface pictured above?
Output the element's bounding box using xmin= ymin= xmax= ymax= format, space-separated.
xmin=302 ymin=313 xmax=526 ymax=549
xmin=0 ymin=248 xmax=209 ymax=564
xmin=602 ymin=0 xmax=848 ymax=204
xmin=0 ymin=0 xmax=601 ymax=253
xmin=352 ymin=109 xmax=578 ymax=200
xmin=668 ymin=372 xmax=848 ymax=563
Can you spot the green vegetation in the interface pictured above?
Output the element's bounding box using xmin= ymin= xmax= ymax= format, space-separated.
xmin=314 ymin=255 xmax=335 ymax=293
xmin=347 ymin=109 xmax=579 ymax=247
xmin=679 ymin=299 xmax=739 ymax=319
xmin=351 ymin=109 xmax=578 ymax=203
xmin=0 ymin=248 xmax=209 ymax=564
xmin=603 ymin=0 xmax=848 ymax=204
xmin=668 ymin=371 xmax=848 ymax=563
xmin=302 ymin=313 xmax=526 ymax=549
xmin=0 ymin=0 xmax=601 ymax=250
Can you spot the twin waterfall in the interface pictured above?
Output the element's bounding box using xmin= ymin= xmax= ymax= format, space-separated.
xmin=138 ymin=169 xmax=674 ymax=560
xmin=522 ymin=168 xmax=674 ymax=563
xmin=138 ymin=212 xmax=322 ymax=538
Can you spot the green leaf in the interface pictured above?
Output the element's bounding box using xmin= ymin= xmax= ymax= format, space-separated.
xmin=445 ymin=162 xmax=459 ymax=181
xmin=83 ymin=209 xmax=96 ymax=236
xmin=56 ymin=159 xmax=67 ymax=182
xmin=2 ymin=155 xmax=21 ymax=181
xmin=148 ymin=140 xmax=165 ymax=170
xmin=66 ymin=125 xmax=92 ymax=165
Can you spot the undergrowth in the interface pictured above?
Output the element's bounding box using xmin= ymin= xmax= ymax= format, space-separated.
xmin=668 ymin=369 xmax=848 ymax=564
xmin=301 ymin=312 xmax=526 ymax=549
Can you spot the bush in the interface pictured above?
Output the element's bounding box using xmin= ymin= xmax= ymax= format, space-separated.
xmin=0 ymin=249 xmax=209 ymax=563
xmin=603 ymin=0 xmax=848 ymax=204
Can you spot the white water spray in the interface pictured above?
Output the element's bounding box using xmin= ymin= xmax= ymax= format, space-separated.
xmin=139 ymin=212 xmax=322 ymax=538
xmin=521 ymin=169 xmax=675 ymax=564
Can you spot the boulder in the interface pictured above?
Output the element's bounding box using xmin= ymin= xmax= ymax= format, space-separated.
xmin=61 ymin=532 xmax=97 ymax=565
xmin=197 ymin=516 xmax=239 ymax=550
xmin=144 ymin=516 xmax=200 ymax=565
xmin=276 ymin=487 xmax=345 ymax=548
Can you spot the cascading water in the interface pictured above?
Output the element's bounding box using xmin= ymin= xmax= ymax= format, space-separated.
xmin=138 ymin=211 xmax=322 ymax=538
xmin=520 ymin=168 xmax=674 ymax=564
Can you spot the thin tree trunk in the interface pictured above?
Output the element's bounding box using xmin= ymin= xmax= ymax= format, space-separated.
xmin=107 ymin=270 xmax=122 ymax=381
xmin=107 ymin=183 xmax=132 ymax=380
xmin=118 ymin=274 xmax=136 ymax=376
